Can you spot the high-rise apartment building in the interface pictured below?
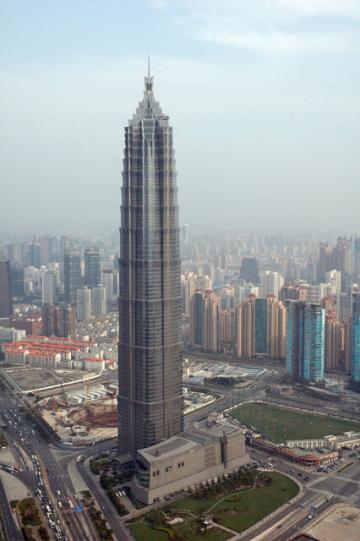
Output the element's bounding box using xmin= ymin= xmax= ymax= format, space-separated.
xmin=29 ymin=242 xmax=41 ymax=268
xmin=280 ymin=283 xmax=307 ymax=303
xmin=267 ymin=295 xmax=286 ymax=360
xmin=317 ymin=242 xmax=332 ymax=282
xmin=286 ymin=301 xmax=325 ymax=383
xmin=42 ymin=303 xmax=75 ymax=338
xmin=63 ymin=249 xmax=81 ymax=304
xmin=259 ymin=271 xmax=284 ymax=299
xmin=338 ymin=290 xmax=352 ymax=322
xmin=354 ymin=238 xmax=360 ymax=280
xmin=255 ymin=298 xmax=267 ymax=355
xmin=118 ymin=70 xmax=183 ymax=458
xmin=91 ymin=286 xmax=107 ymax=318
xmin=0 ymin=256 xmax=13 ymax=318
xmin=220 ymin=308 xmax=236 ymax=347
xmin=57 ymin=303 xmax=75 ymax=338
xmin=84 ymin=247 xmax=101 ymax=288
xmin=42 ymin=271 xmax=57 ymax=306
xmin=302 ymin=303 xmax=325 ymax=382
xmin=39 ymin=237 xmax=51 ymax=265
xmin=190 ymin=290 xmax=205 ymax=347
xmin=236 ymin=295 xmax=256 ymax=359
xmin=11 ymin=265 xmax=25 ymax=298
xmin=277 ymin=300 xmax=287 ymax=360
xmin=42 ymin=304 xmax=56 ymax=337
xmin=325 ymin=269 xmax=342 ymax=296
xmin=325 ymin=312 xmax=344 ymax=370
xmin=240 ymin=257 xmax=260 ymax=285
xmin=236 ymin=295 xmax=285 ymax=361
xmin=5 ymin=243 xmax=22 ymax=267
xmin=351 ymin=293 xmax=360 ymax=385
xmin=76 ymin=287 xmax=92 ymax=322
xmin=180 ymin=223 xmax=190 ymax=256
xmin=317 ymin=237 xmax=352 ymax=290
xmin=181 ymin=272 xmax=198 ymax=317
xmin=203 ymin=291 xmax=220 ymax=353
xmin=102 ymin=269 xmax=118 ymax=303
xmin=334 ymin=236 xmax=352 ymax=277
xmin=286 ymin=301 xmax=305 ymax=382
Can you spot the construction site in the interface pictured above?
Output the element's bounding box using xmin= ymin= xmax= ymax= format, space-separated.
xmin=35 ymin=382 xmax=217 ymax=445
xmin=37 ymin=383 xmax=118 ymax=444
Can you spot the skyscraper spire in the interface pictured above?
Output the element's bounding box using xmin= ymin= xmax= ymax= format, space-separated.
xmin=145 ymin=55 xmax=153 ymax=92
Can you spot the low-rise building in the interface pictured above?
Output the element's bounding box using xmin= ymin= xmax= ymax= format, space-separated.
xmin=0 ymin=336 xmax=108 ymax=373
xmin=277 ymin=446 xmax=338 ymax=466
xmin=132 ymin=417 xmax=250 ymax=504
xmin=248 ymin=433 xmax=339 ymax=465
xmin=286 ymin=431 xmax=360 ymax=451
xmin=298 ymin=504 xmax=360 ymax=541
xmin=0 ymin=326 xmax=26 ymax=343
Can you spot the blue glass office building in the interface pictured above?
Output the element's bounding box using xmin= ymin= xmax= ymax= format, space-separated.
xmin=351 ymin=293 xmax=360 ymax=383
xmin=286 ymin=301 xmax=325 ymax=383
xmin=255 ymin=298 xmax=267 ymax=355
xmin=303 ymin=304 xmax=325 ymax=382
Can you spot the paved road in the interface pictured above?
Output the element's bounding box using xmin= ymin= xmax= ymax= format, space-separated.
xmin=77 ymin=460 xmax=133 ymax=540
xmin=0 ymin=478 xmax=24 ymax=541
xmin=267 ymin=501 xmax=332 ymax=541
xmin=1 ymin=386 xmax=94 ymax=541
xmin=3 ymin=364 xmax=360 ymax=541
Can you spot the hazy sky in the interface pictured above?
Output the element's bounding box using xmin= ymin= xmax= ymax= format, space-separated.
xmin=1 ymin=0 xmax=360 ymax=235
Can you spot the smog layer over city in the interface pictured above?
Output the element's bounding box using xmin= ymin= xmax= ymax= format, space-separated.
xmin=1 ymin=2 xmax=360 ymax=541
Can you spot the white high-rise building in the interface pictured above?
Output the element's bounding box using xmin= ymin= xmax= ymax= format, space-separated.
xmin=181 ymin=272 xmax=198 ymax=317
xmin=42 ymin=271 xmax=57 ymax=305
xmin=260 ymin=271 xmax=284 ymax=299
xmin=91 ymin=286 xmax=107 ymax=318
xmin=76 ymin=287 xmax=92 ymax=321
xmin=102 ymin=269 xmax=117 ymax=302
xmin=326 ymin=269 xmax=342 ymax=296
xmin=237 ymin=283 xmax=259 ymax=304
xmin=196 ymin=274 xmax=212 ymax=291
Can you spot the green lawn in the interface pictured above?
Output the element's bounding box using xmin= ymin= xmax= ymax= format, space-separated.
xmin=230 ymin=402 xmax=360 ymax=443
xmin=212 ymin=472 xmax=298 ymax=533
xmin=129 ymin=522 xmax=169 ymax=541
xmin=129 ymin=471 xmax=298 ymax=540
xmin=170 ymin=493 xmax=221 ymax=514
xmin=129 ymin=520 xmax=231 ymax=541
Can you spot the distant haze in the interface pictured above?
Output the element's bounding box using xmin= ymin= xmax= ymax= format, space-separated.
xmin=1 ymin=1 xmax=359 ymax=235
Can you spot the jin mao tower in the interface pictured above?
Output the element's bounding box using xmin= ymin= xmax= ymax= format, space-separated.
xmin=118 ymin=67 xmax=183 ymax=458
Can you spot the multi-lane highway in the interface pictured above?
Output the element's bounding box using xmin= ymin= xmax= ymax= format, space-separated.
xmin=0 ymin=385 xmax=102 ymax=541
xmin=0 ymin=478 xmax=23 ymax=541
xmin=76 ymin=459 xmax=132 ymax=541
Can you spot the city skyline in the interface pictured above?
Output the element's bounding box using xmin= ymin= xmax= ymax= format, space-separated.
xmin=1 ymin=1 xmax=360 ymax=234
xmin=2 ymin=3 xmax=360 ymax=537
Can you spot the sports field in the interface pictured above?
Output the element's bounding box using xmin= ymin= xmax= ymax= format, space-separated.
xmin=230 ymin=402 xmax=360 ymax=443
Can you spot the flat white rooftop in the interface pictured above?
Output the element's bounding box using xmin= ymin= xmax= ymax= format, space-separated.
xmin=303 ymin=504 xmax=360 ymax=541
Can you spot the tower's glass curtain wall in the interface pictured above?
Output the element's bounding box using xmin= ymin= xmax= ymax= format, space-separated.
xmin=286 ymin=300 xmax=325 ymax=383
xmin=118 ymin=71 xmax=184 ymax=458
